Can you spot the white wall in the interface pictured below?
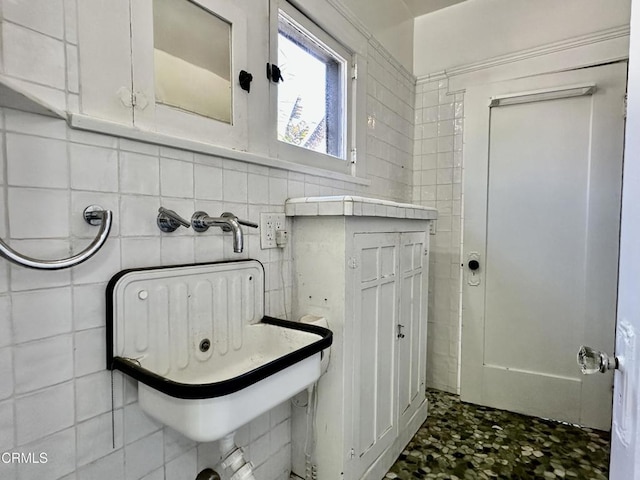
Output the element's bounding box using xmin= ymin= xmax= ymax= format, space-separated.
xmin=414 ymin=0 xmax=631 ymax=76
xmin=339 ymin=0 xmax=415 ymax=73
xmin=0 ymin=1 xmax=416 ymax=479
xmin=413 ymin=79 xmax=463 ymax=393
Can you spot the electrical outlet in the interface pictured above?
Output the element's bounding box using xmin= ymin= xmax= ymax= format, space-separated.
xmin=260 ymin=213 xmax=286 ymax=249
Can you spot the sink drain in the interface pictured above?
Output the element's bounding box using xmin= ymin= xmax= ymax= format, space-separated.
xmin=199 ymin=338 xmax=211 ymax=352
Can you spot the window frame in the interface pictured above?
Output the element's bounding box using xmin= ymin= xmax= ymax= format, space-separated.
xmin=270 ymin=0 xmax=362 ymax=177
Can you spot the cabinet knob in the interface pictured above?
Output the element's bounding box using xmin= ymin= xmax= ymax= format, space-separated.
xmin=468 ymin=259 xmax=480 ymax=271
xmin=397 ymin=324 xmax=405 ymax=339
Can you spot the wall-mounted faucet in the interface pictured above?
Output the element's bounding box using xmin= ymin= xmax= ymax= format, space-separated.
xmin=157 ymin=207 xmax=191 ymax=232
xmin=191 ymin=212 xmax=258 ymax=253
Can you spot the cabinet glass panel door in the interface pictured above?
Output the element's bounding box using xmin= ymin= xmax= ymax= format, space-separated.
xmin=153 ymin=0 xmax=232 ymax=123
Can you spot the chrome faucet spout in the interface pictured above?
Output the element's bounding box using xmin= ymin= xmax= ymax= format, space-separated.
xmin=191 ymin=211 xmax=257 ymax=253
xmin=224 ymin=215 xmax=243 ymax=253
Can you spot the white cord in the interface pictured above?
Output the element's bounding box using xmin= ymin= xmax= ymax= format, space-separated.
xmin=280 ymin=253 xmax=289 ymax=320
xmin=304 ymin=383 xmax=319 ymax=480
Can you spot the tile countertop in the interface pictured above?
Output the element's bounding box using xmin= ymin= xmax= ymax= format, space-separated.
xmin=285 ymin=196 xmax=438 ymax=219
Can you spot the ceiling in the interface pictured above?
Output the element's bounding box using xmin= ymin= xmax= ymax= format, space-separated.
xmin=402 ymin=0 xmax=467 ymax=17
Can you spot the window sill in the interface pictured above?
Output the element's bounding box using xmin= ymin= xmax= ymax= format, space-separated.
xmin=0 ymin=75 xmax=369 ymax=186
xmin=68 ymin=113 xmax=371 ymax=186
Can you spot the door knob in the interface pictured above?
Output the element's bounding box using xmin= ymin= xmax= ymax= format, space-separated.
xmin=577 ymin=345 xmax=618 ymax=374
xmin=468 ymin=259 xmax=480 ymax=270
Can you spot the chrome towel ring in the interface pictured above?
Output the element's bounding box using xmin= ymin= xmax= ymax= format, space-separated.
xmin=0 ymin=205 xmax=113 ymax=270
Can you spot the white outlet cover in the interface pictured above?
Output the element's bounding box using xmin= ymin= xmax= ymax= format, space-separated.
xmin=260 ymin=213 xmax=285 ymax=249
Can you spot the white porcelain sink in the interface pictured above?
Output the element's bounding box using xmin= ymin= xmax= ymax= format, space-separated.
xmin=106 ymin=261 xmax=332 ymax=442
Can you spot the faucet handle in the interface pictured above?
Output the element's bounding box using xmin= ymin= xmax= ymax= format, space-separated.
xmin=237 ymin=218 xmax=258 ymax=228
xmin=220 ymin=212 xmax=258 ymax=229
xmin=157 ymin=207 xmax=191 ymax=232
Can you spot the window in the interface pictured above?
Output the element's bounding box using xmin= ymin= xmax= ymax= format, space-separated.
xmin=274 ymin=2 xmax=354 ymax=173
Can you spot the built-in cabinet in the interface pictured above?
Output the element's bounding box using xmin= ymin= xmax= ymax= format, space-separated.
xmin=287 ymin=196 xmax=437 ymax=480
xmin=77 ymin=0 xmax=249 ymax=149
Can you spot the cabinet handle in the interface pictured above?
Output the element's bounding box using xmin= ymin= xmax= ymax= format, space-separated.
xmin=397 ymin=324 xmax=405 ymax=339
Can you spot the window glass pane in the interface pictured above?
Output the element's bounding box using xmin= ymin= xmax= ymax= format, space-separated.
xmin=153 ymin=0 xmax=232 ymax=123
xmin=277 ymin=13 xmax=345 ymax=158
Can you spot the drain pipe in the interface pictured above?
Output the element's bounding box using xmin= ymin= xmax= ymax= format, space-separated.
xmin=196 ymin=468 xmax=221 ymax=480
xmin=219 ymin=432 xmax=257 ymax=480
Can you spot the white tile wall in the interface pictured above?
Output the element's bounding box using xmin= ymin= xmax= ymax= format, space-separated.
xmin=76 ymin=450 xmax=125 ymax=480
xmin=12 ymin=287 xmax=72 ymax=343
xmin=0 ymin=400 xmax=14 ymax=452
xmin=414 ymin=77 xmax=464 ymax=394
xmin=0 ymin=1 xmax=416 ymax=478
xmin=2 ymin=23 xmax=66 ymax=89
xmin=15 ymin=428 xmax=76 ymax=480
xmin=164 ymin=449 xmax=197 ymax=480
xmin=6 ymin=134 xmax=69 ymax=188
xmin=160 ymin=158 xmax=194 ymax=198
xmin=8 ymin=188 xmax=70 ymax=238
xmin=0 ymin=296 xmax=11 ymax=347
xmin=3 ymin=0 xmax=65 ymax=39
xmin=70 ymin=143 xmax=119 ymax=192
xmin=76 ymin=410 xmax=124 ymax=467
xmin=124 ymin=431 xmax=165 ymax=480
xmin=120 ymin=152 xmax=160 ymax=195
xmin=15 ymin=381 xmax=75 ymax=445
xmin=14 ymin=334 xmax=74 ymax=394
xmin=0 ymin=348 xmax=13 ymax=400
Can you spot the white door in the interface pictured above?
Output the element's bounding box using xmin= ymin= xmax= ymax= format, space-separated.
xmin=461 ymin=62 xmax=627 ymax=430
xmin=352 ymin=233 xmax=398 ymax=478
xmin=610 ymin=2 xmax=640 ymax=476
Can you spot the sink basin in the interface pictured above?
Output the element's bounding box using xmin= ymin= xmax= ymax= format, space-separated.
xmin=106 ymin=261 xmax=332 ymax=442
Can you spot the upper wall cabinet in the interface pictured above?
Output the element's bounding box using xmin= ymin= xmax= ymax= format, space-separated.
xmin=78 ymin=0 xmax=248 ymax=150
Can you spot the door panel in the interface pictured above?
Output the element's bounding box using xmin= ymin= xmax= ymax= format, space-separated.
xmin=461 ymin=62 xmax=627 ymax=430
xmin=352 ymin=233 xmax=398 ymax=474
xmin=398 ymin=232 xmax=428 ymax=428
xmin=485 ymin=97 xmax=590 ymax=378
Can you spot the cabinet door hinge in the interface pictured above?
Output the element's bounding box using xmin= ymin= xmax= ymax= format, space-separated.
xmin=132 ymin=91 xmax=149 ymax=110
xmin=350 ymin=148 xmax=357 ymax=164
xmin=349 ymin=448 xmax=355 ymax=458
xmin=624 ymin=93 xmax=628 ymax=119
xmin=348 ymin=257 xmax=358 ymax=269
xmin=351 ymin=63 xmax=358 ymax=80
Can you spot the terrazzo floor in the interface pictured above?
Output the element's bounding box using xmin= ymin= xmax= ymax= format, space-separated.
xmin=385 ymin=390 xmax=611 ymax=480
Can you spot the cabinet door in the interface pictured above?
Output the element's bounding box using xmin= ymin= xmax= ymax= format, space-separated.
xmin=398 ymin=231 xmax=428 ymax=430
xmin=352 ymin=233 xmax=399 ymax=478
xmin=78 ymin=0 xmax=134 ymax=124
xmin=132 ymin=0 xmax=248 ymax=149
